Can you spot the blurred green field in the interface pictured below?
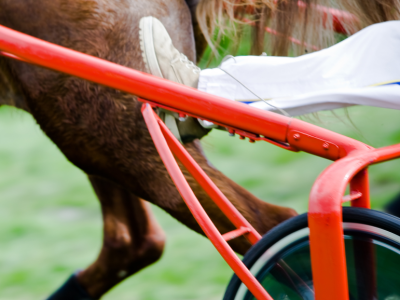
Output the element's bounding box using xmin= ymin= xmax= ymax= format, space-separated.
xmin=1 ymin=104 xmax=400 ymax=300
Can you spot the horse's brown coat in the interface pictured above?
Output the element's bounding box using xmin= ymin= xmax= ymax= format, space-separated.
xmin=0 ymin=0 xmax=296 ymax=298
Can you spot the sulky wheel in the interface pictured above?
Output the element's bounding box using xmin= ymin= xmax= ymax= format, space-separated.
xmin=223 ymin=207 xmax=400 ymax=300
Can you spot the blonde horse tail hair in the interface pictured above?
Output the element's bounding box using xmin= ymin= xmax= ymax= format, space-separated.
xmin=196 ymin=0 xmax=400 ymax=57
xmin=340 ymin=0 xmax=400 ymax=25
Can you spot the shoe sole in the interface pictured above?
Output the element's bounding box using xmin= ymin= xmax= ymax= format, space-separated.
xmin=139 ymin=17 xmax=163 ymax=78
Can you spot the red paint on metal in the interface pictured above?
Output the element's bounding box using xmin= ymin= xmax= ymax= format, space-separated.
xmin=155 ymin=111 xmax=262 ymax=245
xmin=309 ymin=144 xmax=400 ymax=300
xmin=222 ymin=227 xmax=252 ymax=241
xmin=350 ymin=169 xmax=371 ymax=208
xmin=0 ymin=24 xmax=290 ymax=142
xmin=0 ymin=51 xmax=27 ymax=62
xmin=142 ymin=104 xmax=272 ymax=300
xmin=288 ymin=119 xmax=372 ymax=158
xmin=225 ymin=127 xmax=299 ymax=152
xmin=341 ymin=192 xmax=362 ymax=203
xmin=0 ymin=24 xmax=373 ymax=159
xmin=0 ymin=23 xmax=398 ymax=300
xmin=287 ymin=130 xmax=340 ymax=160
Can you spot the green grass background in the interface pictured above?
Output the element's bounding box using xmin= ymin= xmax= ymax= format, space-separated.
xmin=1 ymin=23 xmax=400 ymax=299
xmin=1 ymin=104 xmax=400 ymax=300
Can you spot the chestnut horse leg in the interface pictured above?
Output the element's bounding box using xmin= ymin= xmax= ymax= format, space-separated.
xmin=48 ymin=176 xmax=165 ymax=300
xmin=79 ymin=176 xmax=165 ymax=298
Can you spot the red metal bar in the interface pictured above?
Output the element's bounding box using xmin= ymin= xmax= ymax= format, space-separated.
xmin=0 ymin=51 xmax=27 ymax=62
xmin=0 ymin=24 xmax=389 ymax=300
xmin=0 ymin=24 xmax=373 ymax=162
xmin=222 ymin=227 xmax=251 ymax=242
xmin=350 ymin=169 xmax=371 ymax=208
xmin=0 ymin=24 xmax=287 ymax=143
xmin=155 ymin=112 xmax=262 ymax=245
xmin=142 ymin=103 xmax=273 ymax=300
xmin=309 ymin=144 xmax=400 ymax=300
xmin=341 ymin=191 xmax=362 ymax=203
xmin=287 ymin=119 xmax=372 ymax=159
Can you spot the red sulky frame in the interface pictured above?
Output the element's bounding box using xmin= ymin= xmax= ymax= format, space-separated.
xmin=1 ymin=19 xmax=400 ymax=300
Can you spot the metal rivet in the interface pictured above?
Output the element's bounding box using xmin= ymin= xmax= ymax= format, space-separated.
xmin=323 ymin=143 xmax=330 ymax=150
xmin=293 ymin=133 xmax=300 ymax=141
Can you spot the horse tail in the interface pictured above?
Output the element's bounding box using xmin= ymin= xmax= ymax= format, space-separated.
xmin=196 ymin=0 xmax=400 ymax=57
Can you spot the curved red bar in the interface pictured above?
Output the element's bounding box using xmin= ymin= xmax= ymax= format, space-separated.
xmin=0 ymin=22 xmax=396 ymax=300
xmin=309 ymin=144 xmax=400 ymax=300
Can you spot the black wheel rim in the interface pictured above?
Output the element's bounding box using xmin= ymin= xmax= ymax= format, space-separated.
xmin=224 ymin=208 xmax=400 ymax=300
xmin=241 ymin=227 xmax=400 ymax=300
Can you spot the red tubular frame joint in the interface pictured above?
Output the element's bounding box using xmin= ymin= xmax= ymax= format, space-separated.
xmin=142 ymin=104 xmax=271 ymax=300
xmin=1 ymin=22 xmax=399 ymax=300
xmin=309 ymin=144 xmax=400 ymax=300
xmin=222 ymin=227 xmax=252 ymax=242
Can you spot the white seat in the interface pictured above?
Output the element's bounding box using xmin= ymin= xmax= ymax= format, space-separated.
xmin=249 ymin=82 xmax=400 ymax=116
xmin=198 ymin=21 xmax=400 ymax=118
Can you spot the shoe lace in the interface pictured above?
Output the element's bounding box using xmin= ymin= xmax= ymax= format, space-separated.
xmin=178 ymin=54 xmax=201 ymax=74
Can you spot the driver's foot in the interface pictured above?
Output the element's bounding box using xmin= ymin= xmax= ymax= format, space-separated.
xmin=139 ymin=16 xmax=209 ymax=143
xmin=139 ymin=16 xmax=200 ymax=88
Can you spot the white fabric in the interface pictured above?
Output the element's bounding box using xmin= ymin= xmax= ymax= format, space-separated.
xmin=197 ymin=21 xmax=400 ymax=117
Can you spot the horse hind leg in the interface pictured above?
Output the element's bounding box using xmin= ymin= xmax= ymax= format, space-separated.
xmin=47 ymin=175 xmax=165 ymax=300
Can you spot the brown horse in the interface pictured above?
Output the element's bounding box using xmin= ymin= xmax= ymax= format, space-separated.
xmin=1 ymin=0 xmax=398 ymax=298
xmin=0 ymin=0 xmax=296 ymax=298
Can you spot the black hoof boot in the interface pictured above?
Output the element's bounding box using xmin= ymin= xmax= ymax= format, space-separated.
xmin=46 ymin=272 xmax=94 ymax=300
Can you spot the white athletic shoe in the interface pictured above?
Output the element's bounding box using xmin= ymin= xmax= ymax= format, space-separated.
xmin=139 ymin=16 xmax=200 ymax=88
xmin=139 ymin=16 xmax=210 ymax=142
